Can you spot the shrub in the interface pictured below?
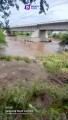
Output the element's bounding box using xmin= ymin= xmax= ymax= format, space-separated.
xmin=26 ymin=33 xmax=30 ymax=36
xmin=60 ymin=33 xmax=68 ymax=45
xmin=0 ymin=55 xmax=31 ymax=63
xmin=0 ymin=29 xmax=6 ymax=44
xmin=0 ymin=82 xmax=68 ymax=119
xmin=37 ymin=52 xmax=68 ymax=73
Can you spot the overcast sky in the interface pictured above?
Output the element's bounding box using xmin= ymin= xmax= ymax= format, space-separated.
xmin=0 ymin=0 xmax=68 ymax=26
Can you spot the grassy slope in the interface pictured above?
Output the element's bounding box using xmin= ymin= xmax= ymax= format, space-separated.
xmin=37 ymin=52 xmax=68 ymax=73
xmin=0 ymin=52 xmax=68 ymax=120
xmin=0 ymin=79 xmax=68 ymax=120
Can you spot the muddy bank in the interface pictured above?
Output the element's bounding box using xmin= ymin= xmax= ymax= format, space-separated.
xmin=0 ymin=59 xmax=67 ymax=90
xmin=0 ymin=60 xmax=68 ymax=120
xmin=0 ymin=60 xmax=48 ymax=89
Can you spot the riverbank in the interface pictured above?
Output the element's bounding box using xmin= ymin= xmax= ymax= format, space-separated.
xmin=0 ymin=35 xmax=68 ymax=120
xmin=0 ymin=52 xmax=68 ymax=120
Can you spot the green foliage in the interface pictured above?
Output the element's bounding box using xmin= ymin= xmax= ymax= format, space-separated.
xmin=26 ymin=33 xmax=30 ymax=36
xmin=60 ymin=33 xmax=68 ymax=45
xmin=39 ymin=0 xmax=49 ymax=14
xmin=0 ymin=29 xmax=6 ymax=44
xmin=0 ymin=0 xmax=49 ymax=28
xmin=14 ymin=32 xmax=24 ymax=36
xmin=51 ymin=32 xmax=68 ymax=45
xmin=0 ymin=56 xmax=12 ymax=61
xmin=0 ymin=55 xmax=31 ymax=63
xmin=15 ymin=32 xmax=32 ymax=36
xmin=51 ymin=33 xmax=63 ymax=39
xmin=0 ymin=81 xmax=68 ymax=119
xmin=52 ymin=33 xmax=58 ymax=38
xmin=0 ymin=0 xmax=19 ymax=28
xmin=37 ymin=52 xmax=68 ymax=73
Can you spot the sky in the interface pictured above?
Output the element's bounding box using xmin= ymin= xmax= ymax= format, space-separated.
xmin=0 ymin=0 xmax=68 ymax=26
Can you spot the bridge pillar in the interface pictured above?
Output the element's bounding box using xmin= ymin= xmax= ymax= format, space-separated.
xmin=39 ymin=30 xmax=48 ymax=41
xmin=31 ymin=30 xmax=40 ymax=42
xmin=31 ymin=30 xmax=48 ymax=42
xmin=31 ymin=30 xmax=39 ymax=37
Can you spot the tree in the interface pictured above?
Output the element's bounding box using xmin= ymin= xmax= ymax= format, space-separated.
xmin=39 ymin=0 xmax=49 ymax=14
xmin=0 ymin=0 xmax=19 ymax=29
xmin=0 ymin=0 xmax=49 ymax=28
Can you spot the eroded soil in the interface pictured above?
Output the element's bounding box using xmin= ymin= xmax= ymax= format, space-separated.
xmin=0 ymin=60 xmax=68 ymax=90
xmin=0 ymin=60 xmax=48 ymax=89
xmin=0 ymin=60 xmax=68 ymax=120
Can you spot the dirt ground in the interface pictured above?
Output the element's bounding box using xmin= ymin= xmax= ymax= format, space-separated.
xmin=0 ymin=60 xmax=48 ymax=89
xmin=0 ymin=60 xmax=68 ymax=120
xmin=48 ymin=72 xmax=68 ymax=85
xmin=0 ymin=59 xmax=68 ymax=90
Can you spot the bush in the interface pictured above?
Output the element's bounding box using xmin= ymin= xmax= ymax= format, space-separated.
xmin=0 ymin=82 xmax=68 ymax=119
xmin=37 ymin=52 xmax=68 ymax=73
xmin=26 ymin=33 xmax=30 ymax=36
xmin=51 ymin=32 xmax=68 ymax=45
xmin=60 ymin=33 xmax=68 ymax=45
xmin=0 ymin=29 xmax=6 ymax=44
xmin=52 ymin=33 xmax=63 ymax=39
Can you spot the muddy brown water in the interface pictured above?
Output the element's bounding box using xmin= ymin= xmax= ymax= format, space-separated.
xmin=1 ymin=36 xmax=60 ymax=58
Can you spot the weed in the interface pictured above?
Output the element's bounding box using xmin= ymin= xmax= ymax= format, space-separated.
xmin=0 ymin=55 xmax=31 ymax=63
xmin=0 ymin=81 xmax=68 ymax=119
xmin=0 ymin=29 xmax=6 ymax=45
xmin=37 ymin=52 xmax=68 ymax=73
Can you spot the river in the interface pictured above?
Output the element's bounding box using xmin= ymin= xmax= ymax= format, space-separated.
xmin=1 ymin=36 xmax=60 ymax=59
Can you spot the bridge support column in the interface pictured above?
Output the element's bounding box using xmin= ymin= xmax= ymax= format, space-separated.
xmin=31 ymin=30 xmax=49 ymax=42
xmin=31 ymin=30 xmax=40 ymax=42
xmin=39 ymin=30 xmax=48 ymax=41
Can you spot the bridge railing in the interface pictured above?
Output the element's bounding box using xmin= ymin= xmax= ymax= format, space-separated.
xmin=10 ymin=19 xmax=68 ymax=28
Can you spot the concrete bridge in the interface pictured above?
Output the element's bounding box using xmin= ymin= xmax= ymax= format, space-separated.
xmin=11 ymin=20 xmax=68 ymax=41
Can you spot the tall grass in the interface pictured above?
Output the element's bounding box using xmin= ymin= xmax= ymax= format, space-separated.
xmin=37 ymin=52 xmax=68 ymax=73
xmin=0 ymin=29 xmax=6 ymax=44
xmin=0 ymin=53 xmax=68 ymax=119
xmin=0 ymin=55 xmax=31 ymax=63
xmin=0 ymin=81 xmax=68 ymax=119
